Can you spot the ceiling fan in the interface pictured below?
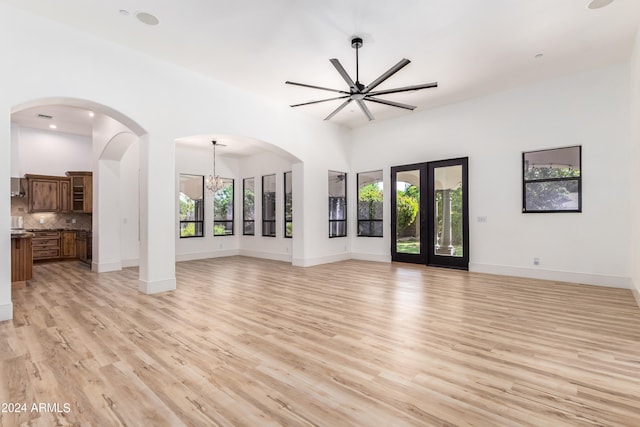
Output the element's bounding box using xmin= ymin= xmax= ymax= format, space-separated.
xmin=286 ymin=37 xmax=438 ymax=121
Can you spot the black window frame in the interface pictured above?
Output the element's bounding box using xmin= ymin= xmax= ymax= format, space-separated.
xmin=262 ymin=174 xmax=277 ymax=237
xmin=357 ymin=170 xmax=383 ymax=237
xmin=328 ymin=170 xmax=347 ymax=238
xmin=213 ymin=178 xmax=235 ymax=236
xmin=243 ymin=177 xmax=255 ymax=236
xmin=522 ymin=146 xmax=582 ymax=213
xmin=284 ymin=171 xmax=293 ymax=238
xmin=179 ymin=174 xmax=204 ymax=238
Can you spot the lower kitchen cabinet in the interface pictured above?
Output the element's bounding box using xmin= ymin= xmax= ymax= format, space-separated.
xmin=31 ymin=230 xmax=90 ymax=263
xmin=61 ymin=230 xmax=77 ymax=258
xmin=11 ymin=235 xmax=33 ymax=287
xmin=32 ymin=231 xmax=61 ymax=261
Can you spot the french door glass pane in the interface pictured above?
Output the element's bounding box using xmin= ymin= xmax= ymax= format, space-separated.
xmin=434 ymin=165 xmax=463 ymax=257
xmin=396 ymin=169 xmax=420 ymax=254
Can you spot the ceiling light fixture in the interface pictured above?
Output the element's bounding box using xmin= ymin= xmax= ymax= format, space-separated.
xmin=588 ymin=0 xmax=614 ymax=9
xmin=89 ymin=111 xmax=95 ymax=117
xmin=206 ymin=141 xmax=223 ymax=194
xmin=49 ymin=124 xmax=57 ymax=129
xmin=135 ymin=11 xmax=159 ymax=26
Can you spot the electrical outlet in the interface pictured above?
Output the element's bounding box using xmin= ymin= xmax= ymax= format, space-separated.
xmin=533 ymin=258 xmax=540 ymax=266
xmin=39 ymin=217 xmax=44 ymax=224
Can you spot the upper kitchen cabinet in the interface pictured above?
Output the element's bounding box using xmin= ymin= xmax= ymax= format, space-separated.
xmin=26 ymin=174 xmax=66 ymax=213
xmin=66 ymin=171 xmax=93 ymax=213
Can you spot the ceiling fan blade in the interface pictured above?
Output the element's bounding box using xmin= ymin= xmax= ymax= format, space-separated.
xmin=329 ymin=58 xmax=357 ymax=91
xmin=356 ymin=99 xmax=374 ymax=121
xmin=362 ymin=58 xmax=411 ymax=94
xmin=290 ymin=95 xmax=350 ymax=108
xmin=368 ymin=82 xmax=438 ymax=96
xmin=365 ymin=97 xmax=416 ymax=111
xmin=324 ymin=99 xmax=352 ymax=121
xmin=285 ymin=81 xmax=350 ymax=95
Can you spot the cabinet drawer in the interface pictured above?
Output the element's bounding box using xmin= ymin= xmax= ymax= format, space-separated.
xmin=33 ymin=238 xmax=60 ymax=247
xmin=33 ymin=231 xmax=60 ymax=239
xmin=33 ymin=249 xmax=60 ymax=259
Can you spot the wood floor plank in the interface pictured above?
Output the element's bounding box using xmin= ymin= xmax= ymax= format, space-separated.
xmin=1 ymin=257 xmax=639 ymax=426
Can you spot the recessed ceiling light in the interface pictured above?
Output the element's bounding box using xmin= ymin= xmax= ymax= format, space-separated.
xmin=135 ymin=12 xmax=159 ymax=26
xmin=535 ymin=53 xmax=544 ymax=59
xmin=119 ymin=9 xmax=129 ymax=16
xmin=588 ymin=0 xmax=614 ymax=9
xmin=49 ymin=124 xmax=57 ymax=129
xmin=89 ymin=111 xmax=95 ymax=117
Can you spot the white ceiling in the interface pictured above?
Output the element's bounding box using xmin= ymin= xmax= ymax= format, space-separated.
xmin=6 ymin=0 xmax=640 ymax=130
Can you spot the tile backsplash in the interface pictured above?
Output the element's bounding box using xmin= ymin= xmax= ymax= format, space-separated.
xmin=11 ymin=197 xmax=92 ymax=230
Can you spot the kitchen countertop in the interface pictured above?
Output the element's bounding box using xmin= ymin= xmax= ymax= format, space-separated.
xmin=11 ymin=231 xmax=35 ymax=239
xmin=26 ymin=228 xmax=91 ymax=232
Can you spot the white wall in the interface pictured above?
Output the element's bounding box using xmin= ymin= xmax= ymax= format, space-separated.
xmin=12 ymin=126 xmax=92 ymax=176
xmin=350 ymin=62 xmax=632 ymax=288
xmin=631 ymin=27 xmax=640 ymax=304
xmin=120 ymin=142 xmax=140 ymax=267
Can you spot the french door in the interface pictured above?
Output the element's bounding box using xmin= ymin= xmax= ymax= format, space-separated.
xmin=391 ymin=157 xmax=469 ymax=270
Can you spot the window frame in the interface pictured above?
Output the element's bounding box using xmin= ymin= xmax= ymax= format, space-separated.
xmin=328 ymin=170 xmax=347 ymax=238
xmin=522 ymin=145 xmax=582 ymax=213
xmin=284 ymin=171 xmax=293 ymax=238
xmin=262 ymin=174 xmax=277 ymax=237
xmin=179 ymin=174 xmax=204 ymax=238
xmin=243 ymin=177 xmax=255 ymax=236
xmin=213 ymin=178 xmax=235 ymax=236
xmin=357 ymin=170 xmax=383 ymax=238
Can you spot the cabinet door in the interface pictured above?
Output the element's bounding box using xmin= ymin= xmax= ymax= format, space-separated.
xmin=29 ymin=179 xmax=60 ymax=212
xmin=61 ymin=231 xmax=77 ymax=258
xmin=60 ymin=179 xmax=71 ymax=213
xmin=83 ymin=175 xmax=93 ymax=213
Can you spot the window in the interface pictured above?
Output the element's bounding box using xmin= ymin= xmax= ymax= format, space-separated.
xmin=523 ymin=146 xmax=581 ymax=213
xmin=284 ymin=171 xmax=293 ymax=238
xmin=243 ymin=177 xmax=255 ymax=235
xmin=213 ymin=178 xmax=234 ymax=235
xmin=357 ymin=170 xmax=383 ymax=237
xmin=262 ymin=174 xmax=276 ymax=237
xmin=179 ymin=174 xmax=204 ymax=238
xmin=329 ymin=170 xmax=347 ymax=237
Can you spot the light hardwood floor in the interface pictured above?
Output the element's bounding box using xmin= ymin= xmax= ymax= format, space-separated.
xmin=1 ymin=257 xmax=640 ymax=426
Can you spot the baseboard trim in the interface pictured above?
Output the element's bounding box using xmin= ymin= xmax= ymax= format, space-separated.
xmin=138 ymin=277 xmax=176 ymax=294
xmin=351 ymin=252 xmax=391 ymax=263
xmin=631 ymin=281 xmax=640 ymax=309
xmin=469 ymin=262 xmax=632 ymax=289
xmin=121 ymin=258 xmax=139 ymax=268
xmin=93 ymin=261 xmax=123 ymax=273
xmin=292 ymin=252 xmax=351 ymax=267
xmin=0 ymin=302 xmax=13 ymax=322
xmin=176 ymin=250 xmax=240 ymax=262
xmin=238 ymin=250 xmax=291 ymax=263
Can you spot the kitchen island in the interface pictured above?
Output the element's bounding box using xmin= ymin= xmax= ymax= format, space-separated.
xmin=11 ymin=231 xmax=34 ymax=288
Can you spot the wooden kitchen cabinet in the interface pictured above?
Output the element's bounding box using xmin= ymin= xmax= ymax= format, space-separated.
xmin=27 ymin=175 xmax=60 ymax=212
xmin=61 ymin=230 xmax=77 ymax=258
xmin=26 ymin=174 xmax=72 ymax=213
xmin=59 ymin=178 xmax=72 ymax=213
xmin=32 ymin=231 xmax=61 ymax=261
xmin=66 ymin=171 xmax=93 ymax=213
xmin=11 ymin=235 xmax=33 ymax=287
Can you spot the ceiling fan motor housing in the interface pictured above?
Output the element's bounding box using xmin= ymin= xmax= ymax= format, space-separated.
xmin=351 ymin=37 xmax=363 ymax=49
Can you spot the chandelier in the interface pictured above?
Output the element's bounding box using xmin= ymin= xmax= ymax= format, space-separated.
xmin=206 ymin=140 xmax=223 ymax=194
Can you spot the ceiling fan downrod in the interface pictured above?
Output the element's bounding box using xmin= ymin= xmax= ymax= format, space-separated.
xmin=352 ymin=37 xmax=363 ymax=91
